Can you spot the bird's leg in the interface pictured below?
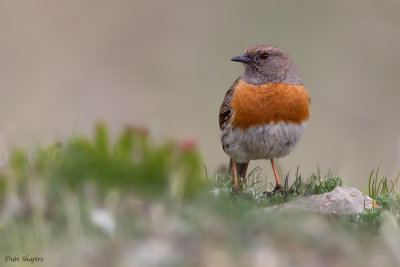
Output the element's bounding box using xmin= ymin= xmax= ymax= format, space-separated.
xmin=231 ymin=158 xmax=238 ymax=190
xmin=270 ymin=158 xmax=282 ymax=192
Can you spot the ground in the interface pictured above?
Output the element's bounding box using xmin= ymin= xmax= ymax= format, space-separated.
xmin=0 ymin=125 xmax=399 ymax=267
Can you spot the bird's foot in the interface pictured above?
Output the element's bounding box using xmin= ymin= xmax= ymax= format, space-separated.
xmin=273 ymin=184 xmax=283 ymax=193
xmin=232 ymin=184 xmax=241 ymax=194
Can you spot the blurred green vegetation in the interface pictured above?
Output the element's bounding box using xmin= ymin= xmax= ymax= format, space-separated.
xmin=2 ymin=124 xmax=207 ymax=202
xmin=0 ymin=125 xmax=399 ymax=267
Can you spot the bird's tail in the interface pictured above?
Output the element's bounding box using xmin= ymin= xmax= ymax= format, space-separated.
xmin=228 ymin=159 xmax=249 ymax=179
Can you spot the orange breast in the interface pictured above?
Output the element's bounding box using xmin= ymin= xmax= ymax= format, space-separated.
xmin=230 ymin=79 xmax=310 ymax=130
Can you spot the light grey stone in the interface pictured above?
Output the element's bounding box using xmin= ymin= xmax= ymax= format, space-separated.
xmin=279 ymin=186 xmax=373 ymax=215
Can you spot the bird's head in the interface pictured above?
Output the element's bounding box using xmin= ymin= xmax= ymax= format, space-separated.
xmin=231 ymin=44 xmax=302 ymax=85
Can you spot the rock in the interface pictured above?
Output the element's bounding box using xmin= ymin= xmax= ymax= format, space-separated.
xmin=279 ymin=186 xmax=373 ymax=215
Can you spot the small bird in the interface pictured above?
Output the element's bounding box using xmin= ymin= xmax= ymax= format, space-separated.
xmin=219 ymin=44 xmax=310 ymax=191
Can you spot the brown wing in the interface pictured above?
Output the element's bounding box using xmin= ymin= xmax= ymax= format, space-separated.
xmin=219 ymin=77 xmax=240 ymax=131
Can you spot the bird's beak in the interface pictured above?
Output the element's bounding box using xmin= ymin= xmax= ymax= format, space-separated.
xmin=231 ymin=54 xmax=252 ymax=63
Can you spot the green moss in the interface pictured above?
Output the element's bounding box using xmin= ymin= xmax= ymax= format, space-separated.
xmin=299 ymin=169 xmax=342 ymax=196
xmin=376 ymin=193 xmax=399 ymax=211
xmin=358 ymin=207 xmax=383 ymax=229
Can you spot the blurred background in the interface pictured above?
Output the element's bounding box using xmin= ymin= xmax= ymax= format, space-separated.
xmin=0 ymin=0 xmax=399 ymax=188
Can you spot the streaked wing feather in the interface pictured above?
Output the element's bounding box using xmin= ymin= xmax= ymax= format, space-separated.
xmin=219 ymin=77 xmax=240 ymax=130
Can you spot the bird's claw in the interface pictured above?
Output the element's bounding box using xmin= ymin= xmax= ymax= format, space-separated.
xmin=273 ymin=184 xmax=283 ymax=193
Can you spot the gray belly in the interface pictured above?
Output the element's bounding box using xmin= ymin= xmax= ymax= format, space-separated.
xmin=220 ymin=122 xmax=305 ymax=163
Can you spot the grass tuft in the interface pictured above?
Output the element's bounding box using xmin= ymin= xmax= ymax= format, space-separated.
xmin=213 ymin=166 xmax=343 ymax=206
xmin=363 ymin=168 xmax=400 ymax=228
xmin=368 ymin=168 xmax=400 ymax=199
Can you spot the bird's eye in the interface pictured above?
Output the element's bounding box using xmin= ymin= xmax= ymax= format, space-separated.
xmin=260 ymin=53 xmax=270 ymax=60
